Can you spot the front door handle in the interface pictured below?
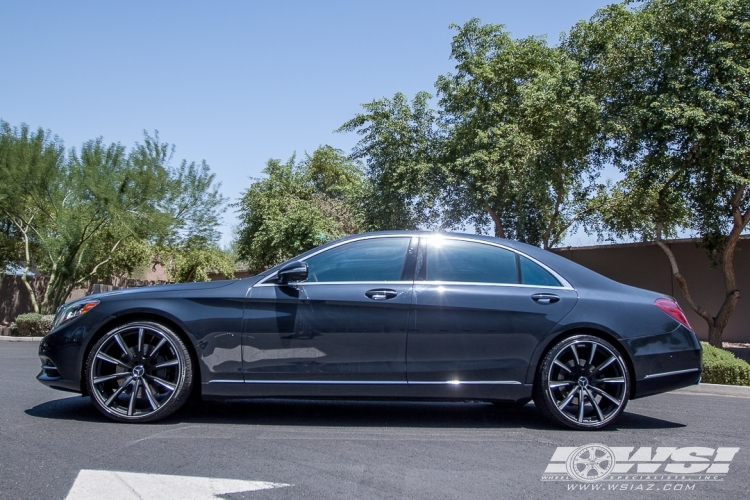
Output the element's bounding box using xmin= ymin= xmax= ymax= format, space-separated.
xmin=531 ymin=293 xmax=560 ymax=304
xmin=365 ymin=289 xmax=398 ymax=300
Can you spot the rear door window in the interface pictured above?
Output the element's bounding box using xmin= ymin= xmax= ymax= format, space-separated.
xmin=520 ymin=255 xmax=561 ymax=287
xmin=423 ymin=239 xmax=518 ymax=284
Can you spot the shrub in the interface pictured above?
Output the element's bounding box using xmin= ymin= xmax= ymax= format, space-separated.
xmin=14 ymin=313 xmax=55 ymax=337
xmin=9 ymin=322 xmax=18 ymax=336
xmin=701 ymin=342 xmax=750 ymax=386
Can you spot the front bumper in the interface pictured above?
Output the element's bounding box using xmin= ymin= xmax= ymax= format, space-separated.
xmin=37 ymin=312 xmax=113 ymax=394
xmin=36 ymin=355 xmax=80 ymax=393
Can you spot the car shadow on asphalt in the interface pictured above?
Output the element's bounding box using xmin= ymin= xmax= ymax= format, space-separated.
xmin=26 ymin=396 xmax=685 ymax=431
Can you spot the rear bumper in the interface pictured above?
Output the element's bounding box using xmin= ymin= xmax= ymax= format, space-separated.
xmin=632 ymin=367 xmax=702 ymax=399
xmin=625 ymin=325 xmax=702 ymax=399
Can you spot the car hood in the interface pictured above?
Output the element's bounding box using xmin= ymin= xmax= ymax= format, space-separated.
xmin=97 ymin=280 xmax=237 ymax=297
xmin=64 ymin=277 xmax=265 ymax=305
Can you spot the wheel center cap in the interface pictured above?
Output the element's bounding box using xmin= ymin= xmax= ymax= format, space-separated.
xmin=132 ymin=365 xmax=145 ymax=378
xmin=578 ymin=376 xmax=589 ymax=388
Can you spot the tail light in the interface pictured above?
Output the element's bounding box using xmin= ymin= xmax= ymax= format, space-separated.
xmin=654 ymin=298 xmax=692 ymax=330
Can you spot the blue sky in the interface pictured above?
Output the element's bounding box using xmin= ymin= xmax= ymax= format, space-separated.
xmin=1 ymin=0 xmax=614 ymax=247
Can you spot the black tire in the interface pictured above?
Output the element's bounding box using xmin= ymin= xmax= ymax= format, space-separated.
xmin=533 ymin=335 xmax=630 ymax=430
xmin=85 ymin=321 xmax=194 ymax=423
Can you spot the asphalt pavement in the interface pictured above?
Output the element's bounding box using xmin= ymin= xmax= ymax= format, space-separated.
xmin=1 ymin=340 xmax=749 ymax=500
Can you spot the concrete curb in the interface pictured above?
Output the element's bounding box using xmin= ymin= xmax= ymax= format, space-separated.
xmin=0 ymin=335 xmax=43 ymax=342
xmin=674 ymin=383 xmax=750 ymax=399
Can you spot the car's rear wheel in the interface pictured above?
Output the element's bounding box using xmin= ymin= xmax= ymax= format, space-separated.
xmin=85 ymin=321 xmax=193 ymax=423
xmin=533 ymin=335 xmax=629 ymax=430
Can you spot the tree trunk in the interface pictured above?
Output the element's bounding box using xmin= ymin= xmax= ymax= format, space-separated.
xmin=708 ymin=325 xmax=723 ymax=348
xmin=655 ymin=240 xmax=717 ymax=346
xmin=484 ymin=203 xmax=505 ymax=238
xmin=655 ymin=238 xmax=742 ymax=349
xmin=542 ymin=184 xmax=564 ymax=250
xmin=701 ymin=184 xmax=750 ymax=347
xmin=43 ymin=271 xmax=72 ymax=315
xmin=19 ymin=270 xmax=40 ymax=314
xmin=18 ymin=222 xmax=40 ymax=314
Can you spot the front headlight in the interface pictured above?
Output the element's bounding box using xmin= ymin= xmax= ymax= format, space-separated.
xmin=52 ymin=300 xmax=100 ymax=329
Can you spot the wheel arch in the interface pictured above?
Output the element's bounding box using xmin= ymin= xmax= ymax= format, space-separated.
xmin=525 ymin=327 xmax=637 ymax=399
xmin=79 ymin=312 xmax=202 ymax=399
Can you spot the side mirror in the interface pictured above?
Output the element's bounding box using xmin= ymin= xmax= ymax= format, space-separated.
xmin=277 ymin=261 xmax=308 ymax=284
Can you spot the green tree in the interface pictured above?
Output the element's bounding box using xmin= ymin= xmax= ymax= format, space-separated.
xmin=0 ymin=121 xmax=75 ymax=312
xmin=435 ymin=19 xmax=601 ymax=247
xmin=0 ymin=122 xmax=228 ymax=312
xmin=131 ymin=133 xmax=230 ymax=283
xmin=0 ymin=202 xmax=25 ymax=271
xmin=234 ymin=146 xmax=364 ymax=273
xmin=88 ymin=232 xmax=153 ymax=283
xmin=154 ymin=237 xmax=235 ymax=283
xmin=568 ymin=0 xmax=750 ymax=346
xmin=338 ymin=92 xmax=441 ymax=231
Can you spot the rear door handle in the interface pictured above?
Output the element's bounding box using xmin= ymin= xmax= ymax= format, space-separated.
xmin=365 ymin=289 xmax=398 ymax=300
xmin=531 ymin=293 xmax=560 ymax=304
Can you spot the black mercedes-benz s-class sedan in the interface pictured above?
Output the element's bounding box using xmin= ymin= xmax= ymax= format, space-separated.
xmin=37 ymin=231 xmax=701 ymax=429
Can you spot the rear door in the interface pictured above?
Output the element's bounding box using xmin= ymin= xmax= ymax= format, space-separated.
xmin=407 ymin=237 xmax=577 ymax=385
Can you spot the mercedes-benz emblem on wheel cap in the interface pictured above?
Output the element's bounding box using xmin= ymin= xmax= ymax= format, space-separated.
xmin=566 ymin=444 xmax=616 ymax=482
xmin=132 ymin=365 xmax=145 ymax=378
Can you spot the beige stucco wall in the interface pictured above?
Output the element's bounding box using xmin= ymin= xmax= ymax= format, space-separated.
xmin=555 ymin=237 xmax=750 ymax=343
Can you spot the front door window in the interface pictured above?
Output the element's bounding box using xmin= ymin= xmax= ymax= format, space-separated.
xmin=303 ymin=237 xmax=411 ymax=282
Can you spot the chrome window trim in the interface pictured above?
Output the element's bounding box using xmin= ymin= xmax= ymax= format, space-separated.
xmin=254 ymin=234 xmax=414 ymax=286
xmin=255 ymin=280 xmax=414 ymax=287
xmin=418 ymin=234 xmax=573 ymax=289
xmin=415 ymin=281 xmax=574 ymax=291
xmin=252 ymin=233 xmax=574 ymax=290
xmin=207 ymin=379 xmax=521 ymax=385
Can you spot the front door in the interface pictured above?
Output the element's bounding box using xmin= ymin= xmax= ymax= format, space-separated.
xmin=243 ymin=236 xmax=416 ymax=382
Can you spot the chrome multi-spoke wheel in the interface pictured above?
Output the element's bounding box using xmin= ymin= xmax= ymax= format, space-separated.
xmin=85 ymin=322 xmax=193 ymax=423
xmin=533 ymin=335 xmax=630 ymax=430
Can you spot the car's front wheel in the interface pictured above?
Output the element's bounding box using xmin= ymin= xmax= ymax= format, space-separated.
xmin=533 ymin=335 xmax=630 ymax=430
xmin=85 ymin=321 xmax=193 ymax=423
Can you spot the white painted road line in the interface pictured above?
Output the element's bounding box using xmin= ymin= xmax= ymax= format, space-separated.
xmin=65 ymin=470 xmax=290 ymax=499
